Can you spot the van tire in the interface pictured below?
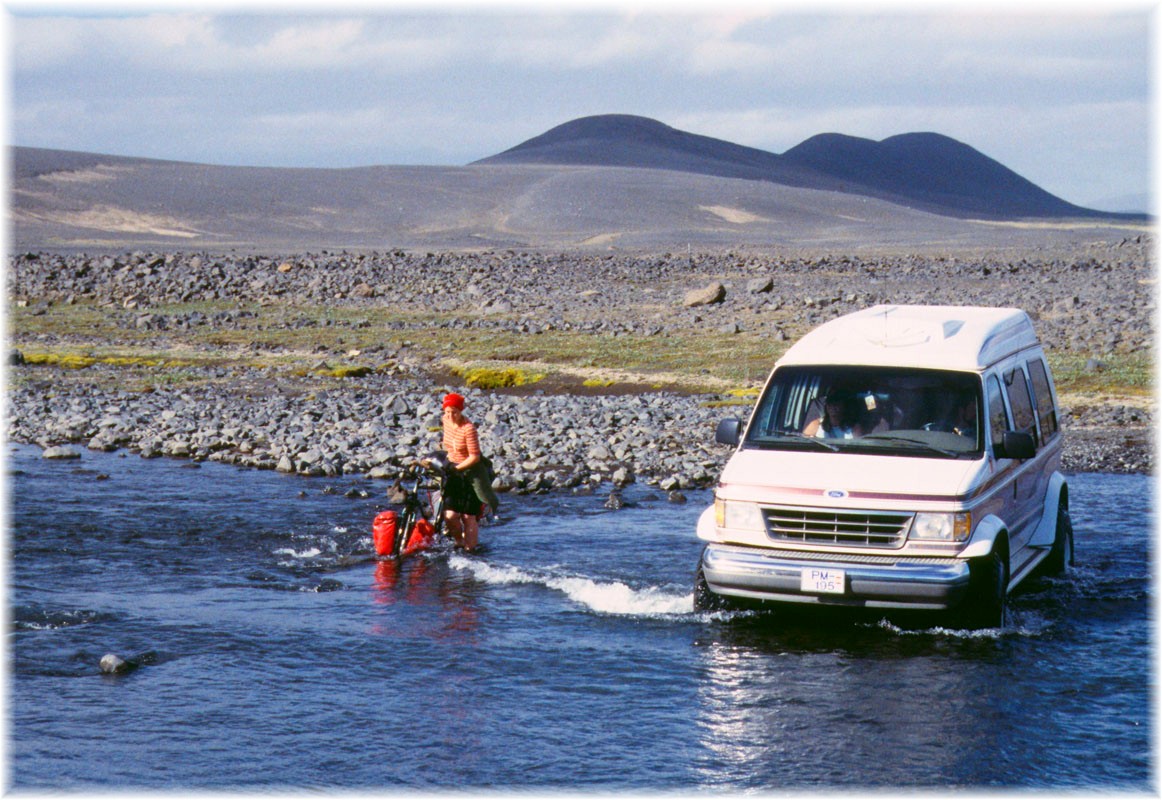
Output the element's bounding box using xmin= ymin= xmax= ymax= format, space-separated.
xmin=1041 ymin=502 xmax=1074 ymax=576
xmin=694 ymin=563 xmax=726 ymax=612
xmin=958 ymin=549 xmax=1008 ymax=630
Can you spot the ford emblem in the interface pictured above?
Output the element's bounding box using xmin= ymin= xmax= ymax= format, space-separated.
xmin=825 ymin=489 xmax=848 ymax=499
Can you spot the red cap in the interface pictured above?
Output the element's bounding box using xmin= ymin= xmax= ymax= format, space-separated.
xmin=442 ymin=392 xmax=465 ymax=410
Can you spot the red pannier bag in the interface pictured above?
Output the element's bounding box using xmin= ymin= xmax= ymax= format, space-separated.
xmin=372 ymin=510 xmax=397 ymax=556
xmin=401 ymin=518 xmax=435 ymax=557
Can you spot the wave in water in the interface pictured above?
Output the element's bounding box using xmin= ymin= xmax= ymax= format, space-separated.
xmin=449 ymin=554 xmax=694 ymax=617
xmin=873 ymin=617 xmax=1040 ymax=640
xmin=12 ymin=605 xmax=120 ymax=632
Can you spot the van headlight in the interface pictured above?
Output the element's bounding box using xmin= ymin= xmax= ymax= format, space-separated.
xmin=714 ymin=498 xmax=766 ymax=532
xmin=909 ymin=512 xmax=971 ymax=542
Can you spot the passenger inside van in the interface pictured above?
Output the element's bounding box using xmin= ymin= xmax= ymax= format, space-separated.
xmin=947 ymin=392 xmax=978 ymax=439
xmin=802 ymin=390 xmax=887 ymax=439
xmin=910 ymin=389 xmax=977 ymax=438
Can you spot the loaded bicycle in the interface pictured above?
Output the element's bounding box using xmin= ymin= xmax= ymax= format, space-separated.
xmin=372 ymin=457 xmax=449 ymax=560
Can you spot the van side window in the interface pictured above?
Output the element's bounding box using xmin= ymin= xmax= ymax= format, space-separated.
xmin=1004 ymin=367 xmax=1037 ymax=442
xmin=1027 ymin=358 xmax=1058 ymax=439
xmin=986 ymin=375 xmax=1008 ymax=451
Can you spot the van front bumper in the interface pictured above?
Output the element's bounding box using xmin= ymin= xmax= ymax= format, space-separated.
xmin=701 ymin=543 xmax=971 ymax=610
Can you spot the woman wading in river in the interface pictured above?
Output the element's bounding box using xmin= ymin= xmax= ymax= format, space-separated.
xmin=439 ymin=392 xmax=499 ymax=551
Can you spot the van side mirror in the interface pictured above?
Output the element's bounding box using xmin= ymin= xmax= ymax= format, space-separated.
xmin=996 ymin=431 xmax=1036 ymax=460
xmin=715 ymin=418 xmax=742 ymax=446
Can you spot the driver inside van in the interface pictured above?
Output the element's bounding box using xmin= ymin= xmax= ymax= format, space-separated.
xmin=949 ymin=392 xmax=978 ymax=439
xmin=803 ymin=390 xmax=883 ymax=439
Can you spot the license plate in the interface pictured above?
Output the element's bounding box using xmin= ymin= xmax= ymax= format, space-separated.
xmin=801 ymin=567 xmax=845 ymax=594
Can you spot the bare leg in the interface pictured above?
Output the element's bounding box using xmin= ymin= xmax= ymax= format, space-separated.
xmin=444 ymin=509 xmax=464 ymax=547
xmin=461 ymin=515 xmax=479 ymax=551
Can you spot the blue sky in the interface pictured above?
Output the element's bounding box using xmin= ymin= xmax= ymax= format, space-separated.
xmin=6 ymin=2 xmax=1154 ymax=211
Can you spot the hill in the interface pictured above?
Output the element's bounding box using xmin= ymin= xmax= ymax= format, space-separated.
xmin=10 ymin=115 xmax=1147 ymax=252
xmin=476 ymin=114 xmax=1121 ymax=220
xmin=474 ymin=114 xmax=829 ymax=189
xmin=781 ymin=131 xmax=1108 ymax=218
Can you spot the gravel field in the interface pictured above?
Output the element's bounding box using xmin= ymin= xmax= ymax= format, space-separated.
xmin=8 ymin=241 xmax=1154 ymax=489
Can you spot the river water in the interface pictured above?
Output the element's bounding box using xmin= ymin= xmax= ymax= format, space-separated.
xmin=8 ymin=443 xmax=1153 ymax=790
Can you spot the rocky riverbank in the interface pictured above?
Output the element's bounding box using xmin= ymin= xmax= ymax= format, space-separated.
xmin=8 ymin=242 xmax=1154 ymax=488
xmin=8 ymin=240 xmax=1155 ymax=354
xmin=10 ymin=367 xmax=728 ymax=493
xmin=8 ymin=358 xmax=1153 ymax=491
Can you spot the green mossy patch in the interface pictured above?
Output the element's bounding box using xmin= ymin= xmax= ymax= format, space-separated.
xmin=455 ymin=366 xmax=545 ymax=390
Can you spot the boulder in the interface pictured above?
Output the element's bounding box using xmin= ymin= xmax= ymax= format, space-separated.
xmin=99 ymin=653 xmax=136 ymax=675
xmin=42 ymin=445 xmax=81 ymax=460
xmin=683 ymin=282 xmax=726 ymax=307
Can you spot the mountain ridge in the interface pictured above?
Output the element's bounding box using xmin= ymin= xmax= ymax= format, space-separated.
xmin=475 ymin=114 xmax=825 ymax=189
xmin=476 ymin=114 xmax=1129 ymax=221
xmin=10 ymin=113 xmax=1147 ymax=252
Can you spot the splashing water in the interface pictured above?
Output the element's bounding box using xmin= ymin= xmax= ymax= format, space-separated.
xmin=275 ymin=547 xmax=323 ymax=559
xmin=449 ymin=554 xmax=694 ymax=617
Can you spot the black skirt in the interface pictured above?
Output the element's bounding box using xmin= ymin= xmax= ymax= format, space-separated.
xmin=443 ymin=467 xmax=483 ymax=516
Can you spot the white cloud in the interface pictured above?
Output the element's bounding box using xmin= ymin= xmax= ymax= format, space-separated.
xmin=12 ymin=14 xmax=219 ymax=70
xmin=10 ymin=17 xmax=81 ymax=70
xmin=673 ymin=96 xmax=1149 ymax=204
xmin=12 ymin=12 xmax=459 ymax=75
xmin=7 ymin=7 xmax=1151 ymax=205
xmin=233 ymin=18 xmax=460 ymax=73
xmin=232 ymin=18 xmax=371 ymax=69
xmin=674 ymin=11 xmax=1146 ymax=95
xmin=474 ymin=14 xmax=667 ymax=70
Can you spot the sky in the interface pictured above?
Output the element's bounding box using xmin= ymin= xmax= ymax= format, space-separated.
xmin=5 ymin=2 xmax=1155 ymax=212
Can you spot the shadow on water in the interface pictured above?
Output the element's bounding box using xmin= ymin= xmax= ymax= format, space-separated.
xmin=694 ymin=603 xmax=1021 ymax=660
xmin=689 ymin=555 xmax=1130 ymax=658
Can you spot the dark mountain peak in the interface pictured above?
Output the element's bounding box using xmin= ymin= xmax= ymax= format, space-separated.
xmin=477 ymin=114 xmax=1130 ymax=220
xmin=783 ymin=130 xmax=972 ymax=166
xmin=471 ymin=113 xmax=1134 ymax=219
xmin=781 ymin=132 xmax=880 ymax=164
xmin=882 ymin=130 xmax=965 ymax=147
xmin=476 ymin=113 xmax=757 ymax=166
xmin=477 ymin=114 xmax=682 ymax=164
xmin=474 ymin=113 xmax=819 ymax=186
xmin=782 ymin=131 xmax=1106 ymax=218
xmin=523 ymin=114 xmax=678 ymax=144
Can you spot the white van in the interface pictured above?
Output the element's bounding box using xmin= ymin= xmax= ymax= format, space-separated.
xmin=696 ymin=304 xmax=1073 ymax=628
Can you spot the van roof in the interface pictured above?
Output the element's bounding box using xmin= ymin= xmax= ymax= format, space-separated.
xmin=777 ymin=305 xmax=1039 ymax=371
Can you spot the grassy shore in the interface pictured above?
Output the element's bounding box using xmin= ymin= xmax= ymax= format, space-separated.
xmin=9 ymin=300 xmax=1154 ymax=405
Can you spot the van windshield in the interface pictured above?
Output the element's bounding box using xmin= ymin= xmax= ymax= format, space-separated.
xmin=744 ymin=366 xmax=983 ymax=458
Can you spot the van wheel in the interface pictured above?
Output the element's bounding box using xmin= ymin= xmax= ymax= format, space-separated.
xmin=958 ymin=549 xmax=1008 ymax=630
xmin=693 ymin=564 xmax=727 ymax=612
xmin=1041 ymin=502 xmax=1074 ymax=576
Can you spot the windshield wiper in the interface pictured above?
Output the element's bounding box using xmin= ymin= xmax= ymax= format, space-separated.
xmin=859 ymin=433 xmax=965 ymax=458
xmin=748 ymin=433 xmax=840 ymax=452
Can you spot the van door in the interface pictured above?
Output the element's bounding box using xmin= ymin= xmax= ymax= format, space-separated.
xmin=1026 ymin=356 xmax=1060 ymax=446
xmin=1002 ymin=363 xmax=1044 ymax=557
xmin=985 ymin=373 xmax=1019 ymax=532
xmin=1024 ymin=355 xmax=1062 ymax=549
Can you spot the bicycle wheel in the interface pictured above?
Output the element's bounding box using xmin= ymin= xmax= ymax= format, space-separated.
xmin=431 ymin=486 xmax=448 ymax=538
xmin=393 ymin=507 xmax=415 ymax=559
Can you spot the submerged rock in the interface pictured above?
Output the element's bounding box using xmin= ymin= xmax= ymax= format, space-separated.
xmin=42 ymin=445 xmax=81 ymax=460
xmin=99 ymin=653 xmax=136 ymax=675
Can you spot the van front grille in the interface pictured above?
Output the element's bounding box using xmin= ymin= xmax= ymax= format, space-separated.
xmin=761 ymin=506 xmax=913 ymax=548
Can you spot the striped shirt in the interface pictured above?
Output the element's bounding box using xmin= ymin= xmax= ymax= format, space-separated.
xmin=443 ymin=419 xmax=481 ymax=465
